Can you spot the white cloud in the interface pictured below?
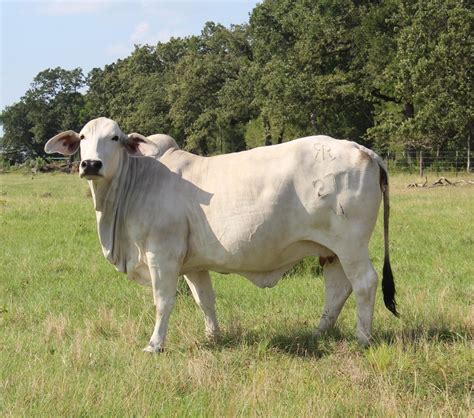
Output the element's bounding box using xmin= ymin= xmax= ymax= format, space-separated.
xmin=106 ymin=20 xmax=185 ymax=59
xmin=38 ymin=0 xmax=110 ymax=16
xmin=130 ymin=21 xmax=151 ymax=43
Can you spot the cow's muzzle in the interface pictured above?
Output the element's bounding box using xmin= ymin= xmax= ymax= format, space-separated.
xmin=80 ymin=159 xmax=103 ymax=178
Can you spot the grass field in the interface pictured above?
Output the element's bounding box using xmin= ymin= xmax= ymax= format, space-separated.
xmin=0 ymin=171 xmax=473 ymax=416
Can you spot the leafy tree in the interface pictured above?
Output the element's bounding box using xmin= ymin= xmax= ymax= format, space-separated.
xmin=0 ymin=101 xmax=34 ymax=162
xmin=168 ymin=23 xmax=251 ymax=154
xmin=86 ymin=40 xmax=191 ymax=143
xmin=403 ymin=0 xmax=473 ymax=153
xmin=0 ymin=67 xmax=86 ymax=161
xmin=366 ymin=0 xmax=473 ymax=155
xmin=1 ymin=0 xmax=472 ymax=165
xmin=249 ymin=0 xmax=374 ymax=144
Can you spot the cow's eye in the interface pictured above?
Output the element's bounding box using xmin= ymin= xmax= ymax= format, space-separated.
xmin=111 ymin=135 xmax=119 ymax=141
xmin=80 ymin=134 xmax=85 ymax=140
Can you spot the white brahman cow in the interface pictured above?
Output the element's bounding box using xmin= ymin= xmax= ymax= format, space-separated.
xmin=45 ymin=117 xmax=398 ymax=352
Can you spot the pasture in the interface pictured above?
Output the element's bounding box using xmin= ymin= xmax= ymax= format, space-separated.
xmin=0 ymin=171 xmax=472 ymax=416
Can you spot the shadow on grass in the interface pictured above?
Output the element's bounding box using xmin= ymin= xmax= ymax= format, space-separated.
xmin=204 ymin=327 xmax=351 ymax=358
xmin=197 ymin=323 xmax=470 ymax=358
xmin=267 ymin=329 xmax=345 ymax=358
xmin=374 ymin=324 xmax=470 ymax=346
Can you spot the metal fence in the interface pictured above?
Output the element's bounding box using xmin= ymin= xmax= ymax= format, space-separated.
xmin=382 ymin=150 xmax=472 ymax=175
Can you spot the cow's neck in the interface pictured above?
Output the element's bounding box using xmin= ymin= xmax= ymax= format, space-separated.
xmin=88 ymin=151 xmax=140 ymax=272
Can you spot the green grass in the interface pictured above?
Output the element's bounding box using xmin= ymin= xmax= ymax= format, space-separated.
xmin=1 ymin=172 xmax=473 ymax=416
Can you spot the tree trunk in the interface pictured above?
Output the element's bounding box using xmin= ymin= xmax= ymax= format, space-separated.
xmin=263 ymin=116 xmax=272 ymax=146
xmin=468 ymin=132 xmax=471 ymax=173
xmin=30 ymin=141 xmax=46 ymax=158
xmin=277 ymin=129 xmax=284 ymax=144
xmin=404 ymin=102 xmax=414 ymax=119
xmin=436 ymin=147 xmax=440 ymax=174
xmin=405 ymin=146 xmax=416 ymax=165
xmin=219 ymin=125 xmax=223 ymax=154
xmin=403 ymin=102 xmax=416 ymax=170
xmin=419 ymin=150 xmax=423 ymax=177
xmin=310 ymin=112 xmax=317 ymax=134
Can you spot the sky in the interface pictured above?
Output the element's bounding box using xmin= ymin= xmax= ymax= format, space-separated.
xmin=0 ymin=0 xmax=260 ymax=110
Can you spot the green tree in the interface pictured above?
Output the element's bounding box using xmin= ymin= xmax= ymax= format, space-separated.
xmin=168 ymin=22 xmax=252 ymax=154
xmin=366 ymin=0 xmax=473 ymax=156
xmin=86 ymin=40 xmax=191 ymax=143
xmin=0 ymin=101 xmax=34 ymax=162
xmin=0 ymin=67 xmax=86 ymax=161
xmin=249 ymin=0 xmax=374 ymax=144
xmin=1 ymin=0 xmax=472 ymax=164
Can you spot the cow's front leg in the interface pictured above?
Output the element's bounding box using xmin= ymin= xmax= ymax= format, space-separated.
xmin=143 ymin=251 xmax=180 ymax=353
xmin=184 ymin=271 xmax=220 ymax=339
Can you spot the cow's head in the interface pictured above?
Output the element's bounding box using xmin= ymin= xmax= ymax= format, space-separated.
xmin=44 ymin=117 xmax=157 ymax=180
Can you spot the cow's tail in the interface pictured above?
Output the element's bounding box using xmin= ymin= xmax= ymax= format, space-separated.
xmin=379 ymin=165 xmax=399 ymax=317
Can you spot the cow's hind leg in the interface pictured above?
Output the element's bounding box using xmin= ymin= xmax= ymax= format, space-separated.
xmin=184 ymin=271 xmax=220 ymax=339
xmin=314 ymin=257 xmax=352 ymax=337
xmin=338 ymin=251 xmax=378 ymax=346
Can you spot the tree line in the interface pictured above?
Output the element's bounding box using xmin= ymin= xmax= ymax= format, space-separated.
xmin=1 ymin=0 xmax=472 ymax=163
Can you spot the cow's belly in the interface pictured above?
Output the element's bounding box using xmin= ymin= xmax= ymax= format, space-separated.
xmin=181 ymin=237 xmax=334 ymax=282
xmin=241 ymin=240 xmax=334 ymax=288
xmin=183 ymin=188 xmax=335 ymax=270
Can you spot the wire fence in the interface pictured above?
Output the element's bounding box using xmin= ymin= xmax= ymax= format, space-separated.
xmin=1 ymin=145 xmax=472 ymax=175
xmin=382 ymin=150 xmax=472 ymax=175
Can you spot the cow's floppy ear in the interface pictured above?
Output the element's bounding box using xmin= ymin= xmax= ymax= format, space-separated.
xmin=44 ymin=130 xmax=81 ymax=155
xmin=124 ymin=133 xmax=159 ymax=157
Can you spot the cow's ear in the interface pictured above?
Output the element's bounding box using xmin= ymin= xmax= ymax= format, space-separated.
xmin=44 ymin=130 xmax=81 ymax=155
xmin=124 ymin=133 xmax=159 ymax=157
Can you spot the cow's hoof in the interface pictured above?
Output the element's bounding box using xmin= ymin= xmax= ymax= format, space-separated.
xmin=143 ymin=344 xmax=164 ymax=353
xmin=357 ymin=336 xmax=371 ymax=348
xmin=312 ymin=328 xmax=324 ymax=338
xmin=205 ymin=331 xmax=220 ymax=342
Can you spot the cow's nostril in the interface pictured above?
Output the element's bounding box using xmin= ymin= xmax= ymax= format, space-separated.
xmin=93 ymin=160 xmax=103 ymax=170
xmin=80 ymin=159 xmax=102 ymax=176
